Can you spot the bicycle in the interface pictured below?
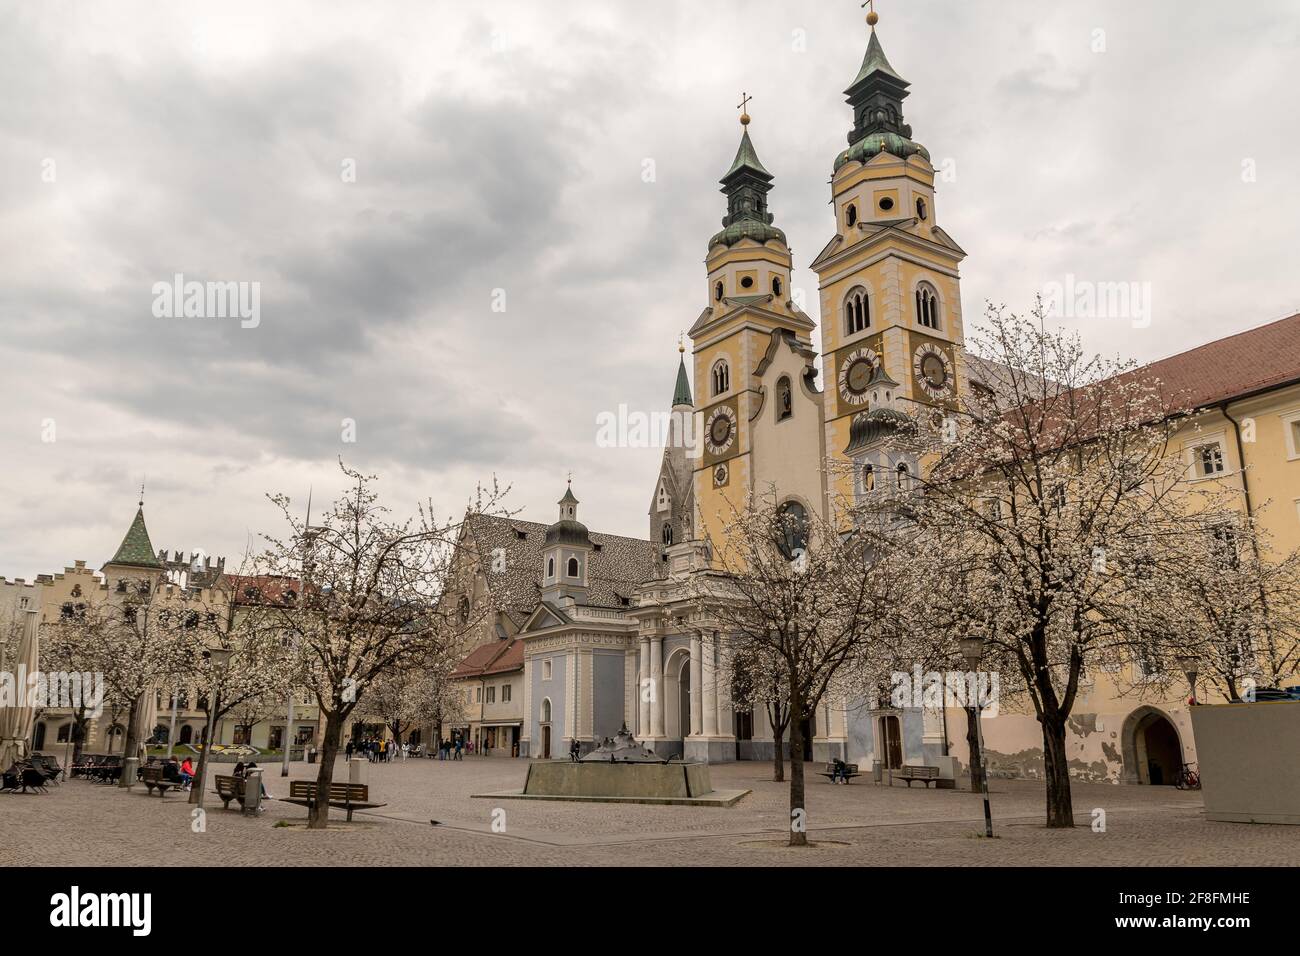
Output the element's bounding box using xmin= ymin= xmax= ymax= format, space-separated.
xmin=1174 ymin=762 xmax=1201 ymax=790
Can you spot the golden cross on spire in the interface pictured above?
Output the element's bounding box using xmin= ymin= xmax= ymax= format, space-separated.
xmin=861 ymin=0 xmax=879 ymax=28
xmin=737 ymin=91 xmax=752 ymax=126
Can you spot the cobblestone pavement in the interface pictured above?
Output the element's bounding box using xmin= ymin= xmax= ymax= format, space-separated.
xmin=3 ymin=757 xmax=1297 ymax=866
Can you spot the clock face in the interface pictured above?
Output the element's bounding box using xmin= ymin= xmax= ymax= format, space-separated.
xmin=837 ymin=347 xmax=879 ymax=406
xmin=705 ymin=405 xmax=738 ymax=457
xmin=912 ymin=343 xmax=953 ymax=401
xmin=713 ymin=463 xmax=729 ymax=487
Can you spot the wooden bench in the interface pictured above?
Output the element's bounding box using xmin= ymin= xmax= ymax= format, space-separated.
xmin=817 ymin=762 xmax=861 ymax=783
xmin=140 ymin=766 xmax=184 ymax=796
xmin=282 ymin=780 xmax=386 ymax=822
xmin=897 ymin=765 xmax=940 ymax=788
xmin=213 ymin=774 xmax=249 ymax=810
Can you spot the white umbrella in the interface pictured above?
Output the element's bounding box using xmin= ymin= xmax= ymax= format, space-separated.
xmin=0 ymin=610 xmax=40 ymax=768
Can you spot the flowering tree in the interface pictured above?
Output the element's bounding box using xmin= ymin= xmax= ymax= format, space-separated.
xmin=1146 ymin=518 xmax=1300 ymax=702
xmin=257 ymin=461 xmax=506 ymax=827
xmin=365 ymin=660 xmax=460 ymax=752
xmin=853 ymin=302 xmax=1247 ymax=827
xmin=693 ymin=493 xmax=900 ymax=847
xmin=62 ymin=591 xmax=200 ymax=784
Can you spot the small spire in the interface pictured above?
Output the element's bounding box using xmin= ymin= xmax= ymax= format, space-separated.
xmin=672 ymin=345 xmax=693 ymax=408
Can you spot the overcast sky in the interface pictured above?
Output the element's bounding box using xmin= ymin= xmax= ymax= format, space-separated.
xmin=1 ymin=0 xmax=1298 ymax=578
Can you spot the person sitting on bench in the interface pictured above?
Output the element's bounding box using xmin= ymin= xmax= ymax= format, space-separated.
xmin=830 ymin=758 xmax=850 ymax=784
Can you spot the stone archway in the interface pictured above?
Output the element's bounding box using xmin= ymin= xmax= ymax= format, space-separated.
xmin=663 ymin=647 xmax=691 ymax=744
xmin=1121 ymin=706 xmax=1184 ymax=785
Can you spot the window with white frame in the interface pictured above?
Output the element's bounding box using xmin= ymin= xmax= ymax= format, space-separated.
xmin=1192 ymin=439 xmax=1226 ymax=478
xmin=1283 ymin=410 xmax=1300 ymax=460
xmin=486 ymin=686 xmax=496 ymax=704
xmin=542 ymin=659 xmax=553 ymax=681
xmin=502 ymin=684 xmax=512 ymax=703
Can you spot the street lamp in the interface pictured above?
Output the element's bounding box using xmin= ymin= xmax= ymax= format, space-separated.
xmin=959 ymin=630 xmax=994 ymax=839
xmin=194 ymin=646 xmax=232 ymax=814
xmin=1177 ymin=656 xmax=1199 ymax=706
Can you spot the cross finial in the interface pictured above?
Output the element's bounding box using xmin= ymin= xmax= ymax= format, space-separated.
xmin=862 ymin=0 xmax=879 ymax=28
xmin=737 ymin=91 xmax=752 ymax=126
xmin=139 ymin=478 xmax=145 ymax=508
xmin=678 ymin=331 xmax=685 ymax=354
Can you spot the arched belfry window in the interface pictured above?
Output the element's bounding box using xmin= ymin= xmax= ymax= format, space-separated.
xmin=896 ymin=462 xmax=912 ymax=489
xmin=862 ymin=462 xmax=875 ymax=492
xmin=566 ymin=556 xmax=580 ymax=578
xmin=846 ymin=203 xmax=858 ymax=228
xmin=845 ymin=287 xmax=870 ymax=336
xmin=541 ymin=698 xmax=552 ymax=722
xmin=715 ymin=280 xmax=724 ymax=302
xmin=916 ymin=197 xmax=928 ymax=220
xmin=662 ymin=523 xmax=673 ymax=546
xmin=711 ymin=359 xmax=730 ymax=396
xmin=772 ymin=276 xmax=782 ymax=296
xmin=547 ymin=556 xmax=555 ymax=578
xmin=916 ymin=282 xmax=939 ymax=330
xmin=775 ymin=500 xmax=809 ymax=559
xmin=776 ymin=376 xmax=793 ymax=421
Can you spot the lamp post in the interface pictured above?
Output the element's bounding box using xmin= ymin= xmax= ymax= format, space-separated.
xmin=959 ymin=630 xmax=994 ymax=839
xmin=1177 ymin=656 xmax=1199 ymax=706
xmin=194 ymin=647 xmax=232 ymax=814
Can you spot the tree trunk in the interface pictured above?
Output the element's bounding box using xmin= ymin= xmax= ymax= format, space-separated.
xmin=118 ymin=694 xmax=141 ymax=787
xmin=309 ymin=711 xmax=343 ymax=829
xmin=189 ymin=708 xmax=217 ymax=805
xmin=767 ymin=703 xmax=786 ymax=782
xmin=787 ymin=707 xmax=807 ymax=847
xmin=964 ymin=706 xmax=983 ymax=793
xmin=1041 ymin=714 xmax=1074 ymax=828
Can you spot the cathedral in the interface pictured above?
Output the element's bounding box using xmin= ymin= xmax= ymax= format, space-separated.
xmin=487 ymin=10 xmax=968 ymax=773
xmin=486 ymin=10 xmax=1300 ymax=782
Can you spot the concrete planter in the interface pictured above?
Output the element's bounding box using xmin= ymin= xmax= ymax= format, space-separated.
xmin=1190 ymin=701 xmax=1300 ymax=824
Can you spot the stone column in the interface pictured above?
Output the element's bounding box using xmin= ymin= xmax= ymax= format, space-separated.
xmin=702 ymin=631 xmax=719 ymax=737
xmin=638 ymin=635 xmax=651 ymax=738
xmin=689 ymin=632 xmax=703 ymax=737
xmin=650 ymin=634 xmax=665 ymax=738
xmin=715 ymin=633 xmax=732 ymax=737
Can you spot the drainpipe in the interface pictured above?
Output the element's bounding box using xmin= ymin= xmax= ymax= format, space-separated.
xmin=1221 ymin=402 xmax=1273 ymax=693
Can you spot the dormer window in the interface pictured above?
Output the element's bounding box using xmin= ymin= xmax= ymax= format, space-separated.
xmin=845 ymin=287 xmax=870 ymax=336
xmin=711 ymin=359 xmax=730 ymax=396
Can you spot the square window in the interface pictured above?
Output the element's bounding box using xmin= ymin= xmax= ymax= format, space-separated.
xmin=502 ymin=685 xmax=512 ymax=703
xmin=542 ymin=659 xmax=553 ymax=681
xmin=1195 ymin=442 xmax=1225 ymax=478
xmin=1284 ymin=413 xmax=1300 ymax=460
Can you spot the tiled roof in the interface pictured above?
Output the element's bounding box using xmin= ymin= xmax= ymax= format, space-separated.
xmin=1137 ymin=312 xmax=1300 ymax=411
xmin=105 ymin=507 xmax=163 ymax=570
xmin=463 ymin=513 xmax=655 ymax=614
xmin=221 ymin=573 xmax=302 ymax=607
xmin=451 ymin=637 xmax=523 ymax=679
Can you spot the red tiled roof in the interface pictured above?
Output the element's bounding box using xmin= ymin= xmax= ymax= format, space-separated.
xmin=451 ymin=638 xmax=523 ymax=679
xmin=1141 ymin=313 xmax=1300 ymax=412
xmin=220 ymin=573 xmax=303 ymax=607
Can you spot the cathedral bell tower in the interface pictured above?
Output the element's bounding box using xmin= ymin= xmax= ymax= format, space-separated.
xmin=811 ymin=8 xmax=968 ymax=510
xmin=540 ymin=482 xmax=593 ymax=606
xmin=688 ymin=103 xmax=818 ymax=549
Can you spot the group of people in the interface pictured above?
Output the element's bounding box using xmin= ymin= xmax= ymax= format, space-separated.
xmin=156 ymin=756 xmax=196 ymax=790
xmin=345 ymin=738 xmax=424 ymax=763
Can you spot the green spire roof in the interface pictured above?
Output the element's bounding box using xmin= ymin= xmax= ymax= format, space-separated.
xmin=847 ymin=29 xmax=906 ymax=91
xmin=672 ymin=353 xmax=693 ymax=407
xmin=106 ymin=506 xmax=163 ymax=570
xmin=836 ymin=25 xmax=929 ymax=172
xmin=711 ymin=124 xmax=785 ymax=249
xmin=722 ymin=129 xmax=772 ymax=182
